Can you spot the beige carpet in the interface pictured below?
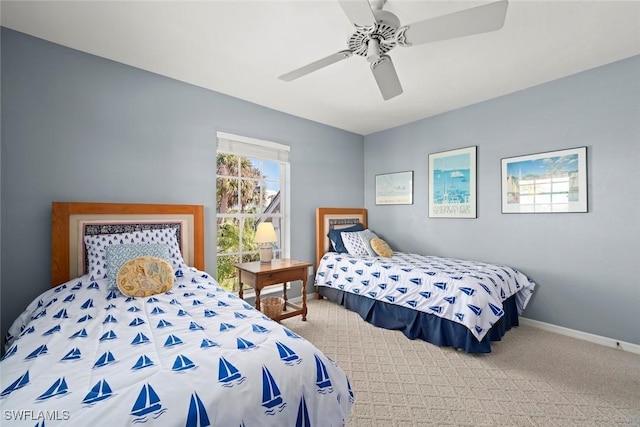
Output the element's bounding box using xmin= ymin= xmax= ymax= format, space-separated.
xmin=284 ymin=299 xmax=640 ymax=427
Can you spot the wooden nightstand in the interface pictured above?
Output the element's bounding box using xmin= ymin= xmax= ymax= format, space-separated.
xmin=234 ymin=259 xmax=313 ymax=321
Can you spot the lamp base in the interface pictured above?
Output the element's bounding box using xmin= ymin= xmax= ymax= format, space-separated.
xmin=259 ymin=247 xmax=273 ymax=263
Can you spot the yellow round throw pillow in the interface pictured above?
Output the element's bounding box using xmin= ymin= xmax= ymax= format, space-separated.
xmin=370 ymin=237 xmax=393 ymax=257
xmin=116 ymin=256 xmax=174 ymax=297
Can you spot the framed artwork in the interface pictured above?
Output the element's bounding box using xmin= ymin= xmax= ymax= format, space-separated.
xmin=428 ymin=146 xmax=477 ymax=218
xmin=375 ymin=171 xmax=413 ymax=205
xmin=501 ymin=146 xmax=588 ymax=213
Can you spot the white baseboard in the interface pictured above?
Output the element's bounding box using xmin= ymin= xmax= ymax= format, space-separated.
xmin=520 ymin=317 xmax=640 ymax=355
xmin=288 ymin=295 xmax=303 ymax=304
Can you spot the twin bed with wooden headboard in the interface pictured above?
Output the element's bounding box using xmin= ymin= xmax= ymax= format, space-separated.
xmin=315 ymin=207 xmax=536 ymax=354
xmin=1 ymin=202 xmax=353 ymax=426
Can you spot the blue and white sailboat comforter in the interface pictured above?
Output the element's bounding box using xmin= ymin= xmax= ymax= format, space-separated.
xmin=315 ymin=252 xmax=535 ymax=341
xmin=1 ymin=268 xmax=353 ymax=426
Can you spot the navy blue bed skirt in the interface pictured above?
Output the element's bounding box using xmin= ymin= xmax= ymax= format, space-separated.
xmin=317 ymin=286 xmax=520 ymax=354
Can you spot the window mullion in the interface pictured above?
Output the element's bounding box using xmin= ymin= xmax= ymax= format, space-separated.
xmin=236 ymin=156 xmax=244 ymax=261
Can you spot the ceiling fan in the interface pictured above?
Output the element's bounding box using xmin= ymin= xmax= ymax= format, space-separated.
xmin=279 ymin=0 xmax=509 ymax=101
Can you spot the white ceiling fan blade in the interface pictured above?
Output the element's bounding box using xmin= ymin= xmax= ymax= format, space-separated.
xmin=370 ymin=55 xmax=403 ymax=101
xmin=398 ymin=0 xmax=509 ymax=46
xmin=338 ymin=0 xmax=377 ymax=27
xmin=278 ymin=50 xmax=353 ymax=81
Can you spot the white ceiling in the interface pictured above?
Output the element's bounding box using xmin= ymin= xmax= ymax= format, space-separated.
xmin=2 ymin=0 xmax=639 ymax=135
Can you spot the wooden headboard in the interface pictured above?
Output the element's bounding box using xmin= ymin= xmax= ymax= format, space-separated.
xmin=51 ymin=202 xmax=205 ymax=287
xmin=315 ymin=207 xmax=367 ymax=268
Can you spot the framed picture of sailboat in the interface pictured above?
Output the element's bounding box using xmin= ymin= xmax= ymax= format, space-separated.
xmin=428 ymin=146 xmax=477 ymax=218
xmin=501 ymin=146 xmax=588 ymax=213
xmin=375 ymin=171 xmax=414 ymax=205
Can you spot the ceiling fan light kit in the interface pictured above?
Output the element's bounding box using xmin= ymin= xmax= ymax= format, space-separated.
xmin=279 ymin=0 xmax=509 ymax=101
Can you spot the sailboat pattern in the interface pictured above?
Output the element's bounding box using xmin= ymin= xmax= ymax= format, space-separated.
xmin=276 ymin=341 xmax=302 ymax=366
xmin=130 ymin=383 xmax=167 ymax=422
xmin=36 ymin=377 xmax=69 ymax=401
xmin=186 ymin=392 xmax=210 ymax=427
xmin=314 ymin=354 xmax=334 ymax=394
xmin=82 ymin=379 xmax=114 ymax=405
xmin=261 ymin=366 xmax=286 ymax=415
xmin=1 ymin=267 xmax=353 ymax=426
xmin=315 ymin=252 xmax=536 ymax=341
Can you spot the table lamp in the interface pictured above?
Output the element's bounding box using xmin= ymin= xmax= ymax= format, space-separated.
xmin=254 ymin=222 xmax=277 ymax=263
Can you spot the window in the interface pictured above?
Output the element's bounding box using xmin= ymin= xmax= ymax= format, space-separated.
xmin=216 ymin=132 xmax=290 ymax=292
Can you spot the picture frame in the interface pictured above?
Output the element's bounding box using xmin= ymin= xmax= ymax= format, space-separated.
xmin=428 ymin=146 xmax=477 ymax=218
xmin=375 ymin=171 xmax=413 ymax=205
xmin=501 ymin=146 xmax=588 ymax=213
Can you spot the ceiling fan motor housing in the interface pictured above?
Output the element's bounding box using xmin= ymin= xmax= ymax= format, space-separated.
xmin=348 ymin=9 xmax=400 ymax=57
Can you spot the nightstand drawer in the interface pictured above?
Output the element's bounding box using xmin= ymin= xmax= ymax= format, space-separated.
xmin=258 ymin=268 xmax=305 ymax=287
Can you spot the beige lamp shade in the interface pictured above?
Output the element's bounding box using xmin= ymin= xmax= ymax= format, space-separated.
xmin=254 ymin=222 xmax=277 ymax=263
xmin=254 ymin=222 xmax=277 ymax=244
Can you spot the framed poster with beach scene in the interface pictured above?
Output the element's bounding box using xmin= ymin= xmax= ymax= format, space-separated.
xmin=428 ymin=146 xmax=477 ymax=218
xmin=501 ymin=146 xmax=587 ymax=213
xmin=375 ymin=171 xmax=413 ymax=205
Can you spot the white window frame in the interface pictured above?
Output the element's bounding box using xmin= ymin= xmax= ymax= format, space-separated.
xmin=215 ymin=131 xmax=291 ymax=293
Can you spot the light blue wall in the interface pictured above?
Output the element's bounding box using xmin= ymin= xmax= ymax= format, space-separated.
xmin=0 ymin=28 xmax=364 ymax=343
xmin=3 ymin=26 xmax=638 ymax=350
xmin=364 ymin=55 xmax=640 ymax=345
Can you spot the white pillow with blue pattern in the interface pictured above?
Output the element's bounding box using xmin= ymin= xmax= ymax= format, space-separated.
xmin=341 ymin=229 xmax=379 ymax=257
xmin=105 ymin=243 xmax=171 ymax=290
xmin=84 ymin=227 xmax=187 ymax=278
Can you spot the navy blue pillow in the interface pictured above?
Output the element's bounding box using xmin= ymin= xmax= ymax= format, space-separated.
xmin=327 ymin=223 xmax=364 ymax=253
